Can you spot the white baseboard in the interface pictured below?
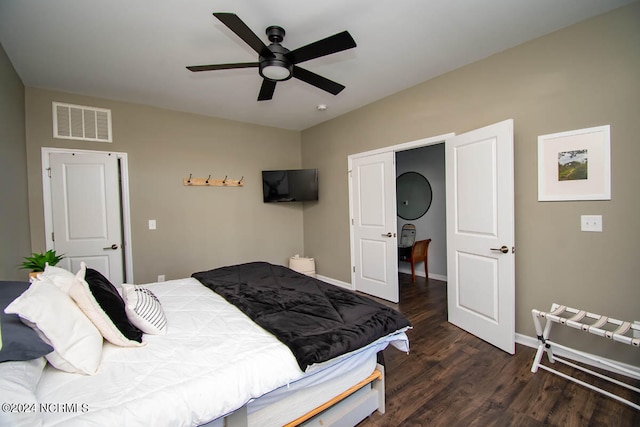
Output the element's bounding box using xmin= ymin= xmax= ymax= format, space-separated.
xmin=397 ymin=267 xmax=446 ymax=282
xmin=316 ymin=271 xmax=446 ymax=290
xmin=516 ymin=333 xmax=640 ymax=378
xmin=316 ymin=274 xmax=354 ymax=291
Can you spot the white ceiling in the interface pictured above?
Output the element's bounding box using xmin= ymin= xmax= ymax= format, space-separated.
xmin=0 ymin=0 xmax=634 ymax=130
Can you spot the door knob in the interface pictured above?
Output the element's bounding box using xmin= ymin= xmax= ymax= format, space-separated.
xmin=490 ymin=245 xmax=509 ymax=254
xmin=381 ymin=232 xmax=393 ymax=237
xmin=103 ymin=244 xmax=118 ymax=250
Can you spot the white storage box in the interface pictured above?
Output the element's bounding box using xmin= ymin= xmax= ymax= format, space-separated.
xmin=289 ymin=256 xmax=316 ymax=278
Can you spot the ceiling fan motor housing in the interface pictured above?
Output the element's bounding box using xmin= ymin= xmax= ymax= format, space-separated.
xmin=259 ymin=26 xmax=293 ymax=81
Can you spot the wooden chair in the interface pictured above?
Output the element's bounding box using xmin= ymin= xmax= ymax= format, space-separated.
xmin=400 ymin=238 xmax=431 ymax=282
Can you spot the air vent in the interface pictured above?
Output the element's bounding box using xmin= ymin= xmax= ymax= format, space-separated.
xmin=53 ymin=102 xmax=112 ymax=142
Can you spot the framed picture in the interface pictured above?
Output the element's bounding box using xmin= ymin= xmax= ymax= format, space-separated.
xmin=538 ymin=125 xmax=611 ymax=201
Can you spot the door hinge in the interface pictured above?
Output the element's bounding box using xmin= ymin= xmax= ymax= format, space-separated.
xmin=51 ymin=232 xmax=55 ymax=242
xmin=351 ymin=218 xmax=354 ymax=225
xmin=353 ymin=266 xmax=356 ymax=273
xmin=46 ymin=167 xmax=51 ymax=178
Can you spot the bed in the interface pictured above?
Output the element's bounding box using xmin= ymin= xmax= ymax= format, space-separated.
xmin=1 ymin=261 xmax=410 ymax=427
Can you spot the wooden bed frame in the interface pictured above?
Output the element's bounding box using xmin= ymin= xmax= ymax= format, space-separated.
xmin=224 ymin=363 xmax=386 ymax=427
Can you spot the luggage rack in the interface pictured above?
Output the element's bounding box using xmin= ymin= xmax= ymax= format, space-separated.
xmin=531 ymin=304 xmax=640 ymax=410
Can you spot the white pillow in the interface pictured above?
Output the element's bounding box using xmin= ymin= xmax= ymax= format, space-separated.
xmin=0 ymin=358 xmax=45 ymax=427
xmin=36 ymin=263 xmax=76 ymax=293
xmin=121 ymin=284 xmax=168 ymax=335
xmin=4 ymin=279 xmax=103 ymax=375
xmin=69 ymin=264 xmax=144 ymax=347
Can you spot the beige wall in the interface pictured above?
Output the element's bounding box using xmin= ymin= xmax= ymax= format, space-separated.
xmin=7 ymin=4 xmax=639 ymax=365
xmin=24 ymin=89 xmax=303 ymax=284
xmin=0 ymin=43 xmax=31 ymax=280
xmin=302 ymin=4 xmax=640 ymax=364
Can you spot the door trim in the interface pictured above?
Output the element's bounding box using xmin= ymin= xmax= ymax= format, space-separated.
xmin=41 ymin=147 xmax=134 ymax=282
xmin=348 ymin=133 xmax=454 ymax=295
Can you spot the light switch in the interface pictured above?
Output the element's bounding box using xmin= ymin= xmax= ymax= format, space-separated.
xmin=580 ymin=215 xmax=602 ymax=232
xmin=149 ymin=219 xmax=156 ymax=230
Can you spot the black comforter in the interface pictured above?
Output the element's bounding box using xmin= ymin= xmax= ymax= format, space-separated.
xmin=192 ymin=262 xmax=411 ymax=370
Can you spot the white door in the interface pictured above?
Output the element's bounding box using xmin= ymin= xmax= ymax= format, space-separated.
xmin=350 ymin=152 xmax=399 ymax=302
xmin=446 ymin=119 xmax=515 ymax=354
xmin=49 ymin=151 xmax=124 ymax=284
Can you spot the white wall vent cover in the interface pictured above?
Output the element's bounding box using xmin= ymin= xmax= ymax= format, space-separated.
xmin=53 ymin=102 xmax=112 ymax=142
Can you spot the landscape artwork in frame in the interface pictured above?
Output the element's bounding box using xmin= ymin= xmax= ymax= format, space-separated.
xmin=537 ymin=125 xmax=611 ymax=201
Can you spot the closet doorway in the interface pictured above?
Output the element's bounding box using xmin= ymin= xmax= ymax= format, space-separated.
xmin=349 ymin=119 xmax=515 ymax=354
xmin=396 ymin=144 xmax=446 ymax=282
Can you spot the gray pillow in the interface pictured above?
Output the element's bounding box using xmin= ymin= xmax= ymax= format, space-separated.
xmin=1 ymin=281 xmax=54 ymax=362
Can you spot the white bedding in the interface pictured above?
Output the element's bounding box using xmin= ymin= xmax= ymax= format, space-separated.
xmin=36 ymin=278 xmax=304 ymax=427
xmin=26 ymin=277 xmax=409 ymax=427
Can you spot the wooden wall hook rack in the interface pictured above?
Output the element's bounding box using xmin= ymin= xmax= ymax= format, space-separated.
xmin=183 ymin=174 xmax=244 ymax=187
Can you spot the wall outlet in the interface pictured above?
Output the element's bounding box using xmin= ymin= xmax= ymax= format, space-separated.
xmin=157 ymin=274 xmax=165 ymax=282
xmin=149 ymin=219 xmax=157 ymax=230
xmin=580 ymin=215 xmax=602 ymax=232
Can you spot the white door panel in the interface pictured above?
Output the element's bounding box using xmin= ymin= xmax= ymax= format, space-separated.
xmin=360 ymin=239 xmax=388 ymax=283
xmin=457 ymin=252 xmax=498 ymax=321
xmin=446 ymin=119 xmax=515 ymax=354
xmin=456 ymin=138 xmax=497 ymax=235
xmin=351 ymin=152 xmax=398 ymax=302
xmin=66 ymin=256 xmax=111 ymax=278
xmin=61 ymin=163 xmax=110 ymax=242
xmin=50 ymin=152 xmax=124 ymax=284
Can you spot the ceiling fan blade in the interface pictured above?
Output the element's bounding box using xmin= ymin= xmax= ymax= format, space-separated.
xmin=258 ymin=79 xmax=277 ymax=101
xmin=292 ymin=66 xmax=345 ymax=95
xmin=186 ymin=62 xmax=259 ymax=72
xmin=213 ymin=13 xmax=274 ymax=59
xmin=285 ymin=31 xmax=356 ymax=64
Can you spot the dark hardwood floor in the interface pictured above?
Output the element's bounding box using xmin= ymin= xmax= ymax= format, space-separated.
xmin=358 ymin=274 xmax=640 ymax=427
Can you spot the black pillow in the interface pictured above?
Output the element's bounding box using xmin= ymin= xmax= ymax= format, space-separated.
xmin=83 ymin=269 xmax=143 ymax=343
xmin=0 ymin=281 xmax=54 ymax=362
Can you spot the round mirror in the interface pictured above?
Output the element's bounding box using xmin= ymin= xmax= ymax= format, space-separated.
xmin=396 ymin=172 xmax=432 ymax=220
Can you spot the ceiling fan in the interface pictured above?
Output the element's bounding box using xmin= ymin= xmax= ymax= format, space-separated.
xmin=187 ymin=13 xmax=357 ymax=101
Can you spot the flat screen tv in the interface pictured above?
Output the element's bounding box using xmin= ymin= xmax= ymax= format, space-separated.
xmin=262 ymin=169 xmax=318 ymax=203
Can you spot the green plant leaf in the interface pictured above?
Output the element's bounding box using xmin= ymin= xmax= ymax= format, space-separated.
xmin=19 ymin=250 xmax=65 ymax=272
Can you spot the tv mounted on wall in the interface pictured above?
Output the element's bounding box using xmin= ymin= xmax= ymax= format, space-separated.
xmin=262 ymin=169 xmax=318 ymax=203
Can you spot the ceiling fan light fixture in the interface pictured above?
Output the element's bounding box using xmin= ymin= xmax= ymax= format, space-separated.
xmin=187 ymin=14 xmax=356 ymax=100
xmin=259 ymin=59 xmax=293 ymax=81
